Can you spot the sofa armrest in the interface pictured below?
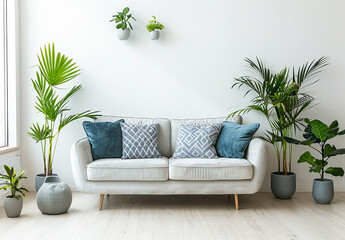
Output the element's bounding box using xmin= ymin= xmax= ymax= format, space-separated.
xmin=71 ymin=138 xmax=93 ymax=191
xmin=246 ymin=138 xmax=267 ymax=192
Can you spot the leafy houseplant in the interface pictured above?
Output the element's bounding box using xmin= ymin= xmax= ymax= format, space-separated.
xmin=229 ymin=57 xmax=328 ymax=198
xmin=28 ymin=43 xmax=100 ymax=191
xmin=0 ymin=165 xmax=28 ymax=217
xmin=284 ymin=118 xmax=345 ymax=203
xmin=146 ymin=16 xmax=164 ymax=40
xmin=109 ymin=7 xmax=136 ymax=40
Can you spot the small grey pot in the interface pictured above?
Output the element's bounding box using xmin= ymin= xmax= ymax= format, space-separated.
xmin=4 ymin=196 xmax=23 ymax=218
xmin=117 ymin=28 xmax=130 ymax=40
xmin=35 ymin=173 xmax=58 ymax=192
xmin=150 ymin=31 xmax=160 ymax=40
xmin=271 ymin=172 xmax=296 ymax=199
xmin=312 ymin=178 xmax=334 ymax=204
xmin=36 ymin=175 xmax=72 ymax=215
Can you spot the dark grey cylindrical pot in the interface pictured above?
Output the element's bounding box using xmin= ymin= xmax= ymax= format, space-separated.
xmin=4 ymin=197 xmax=23 ymax=218
xmin=312 ymin=179 xmax=334 ymax=204
xmin=35 ymin=173 xmax=58 ymax=192
xmin=271 ymin=172 xmax=296 ymax=199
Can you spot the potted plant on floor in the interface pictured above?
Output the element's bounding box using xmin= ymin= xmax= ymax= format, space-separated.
xmin=0 ymin=165 xmax=28 ymax=218
xmin=109 ymin=7 xmax=136 ymax=40
xmin=146 ymin=16 xmax=164 ymax=40
xmin=228 ymin=57 xmax=328 ymax=199
xmin=284 ymin=118 xmax=345 ymax=204
xmin=27 ymin=43 xmax=100 ymax=192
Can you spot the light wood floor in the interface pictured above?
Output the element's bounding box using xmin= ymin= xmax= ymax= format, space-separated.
xmin=0 ymin=192 xmax=345 ymax=240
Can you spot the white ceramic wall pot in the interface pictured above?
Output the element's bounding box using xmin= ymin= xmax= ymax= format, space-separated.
xmin=150 ymin=31 xmax=160 ymax=40
xmin=36 ymin=176 xmax=72 ymax=215
xmin=4 ymin=196 xmax=23 ymax=218
xmin=117 ymin=28 xmax=130 ymax=40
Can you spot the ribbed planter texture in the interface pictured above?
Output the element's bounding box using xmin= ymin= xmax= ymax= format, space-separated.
xmin=271 ymin=172 xmax=296 ymax=199
xmin=4 ymin=196 xmax=23 ymax=218
xmin=36 ymin=175 xmax=72 ymax=215
xmin=117 ymin=28 xmax=130 ymax=40
xmin=35 ymin=173 xmax=58 ymax=192
xmin=312 ymin=179 xmax=334 ymax=204
xmin=150 ymin=31 xmax=160 ymax=40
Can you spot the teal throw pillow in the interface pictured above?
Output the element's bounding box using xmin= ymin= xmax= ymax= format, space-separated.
xmin=216 ymin=121 xmax=260 ymax=158
xmin=83 ymin=120 xmax=124 ymax=160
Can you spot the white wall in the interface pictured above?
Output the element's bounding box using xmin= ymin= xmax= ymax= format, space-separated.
xmin=19 ymin=0 xmax=345 ymax=191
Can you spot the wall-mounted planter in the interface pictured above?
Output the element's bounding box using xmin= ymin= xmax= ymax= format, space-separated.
xmin=118 ymin=28 xmax=130 ymax=40
xmin=150 ymin=31 xmax=160 ymax=40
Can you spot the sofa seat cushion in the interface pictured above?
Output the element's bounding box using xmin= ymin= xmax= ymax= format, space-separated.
xmin=169 ymin=158 xmax=253 ymax=180
xmin=87 ymin=157 xmax=168 ymax=181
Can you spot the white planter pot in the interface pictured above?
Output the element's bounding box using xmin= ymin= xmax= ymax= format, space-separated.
xmin=117 ymin=28 xmax=130 ymax=40
xmin=150 ymin=31 xmax=160 ymax=40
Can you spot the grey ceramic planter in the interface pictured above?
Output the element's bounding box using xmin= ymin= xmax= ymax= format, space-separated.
xmin=150 ymin=31 xmax=160 ymax=40
xmin=4 ymin=197 xmax=23 ymax=218
xmin=312 ymin=179 xmax=334 ymax=204
xmin=35 ymin=173 xmax=58 ymax=192
xmin=271 ymin=172 xmax=296 ymax=199
xmin=36 ymin=175 xmax=72 ymax=215
xmin=117 ymin=28 xmax=130 ymax=40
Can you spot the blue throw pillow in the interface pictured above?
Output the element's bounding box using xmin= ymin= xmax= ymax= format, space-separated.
xmin=216 ymin=121 xmax=260 ymax=158
xmin=173 ymin=124 xmax=222 ymax=159
xmin=83 ymin=120 xmax=124 ymax=160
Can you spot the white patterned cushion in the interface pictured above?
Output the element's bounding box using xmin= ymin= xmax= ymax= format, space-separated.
xmin=121 ymin=123 xmax=161 ymax=159
xmin=172 ymin=124 xmax=222 ymax=159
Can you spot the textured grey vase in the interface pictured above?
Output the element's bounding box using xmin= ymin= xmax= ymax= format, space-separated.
xmin=312 ymin=179 xmax=334 ymax=204
xmin=4 ymin=197 xmax=23 ymax=218
xmin=271 ymin=172 xmax=296 ymax=199
xmin=117 ymin=28 xmax=130 ymax=40
xmin=35 ymin=173 xmax=58 ymax=192
xmin=36 ymin=176 xmax=72 ymax=215
xmin=150 ymin=31 xmax=160 ymax=40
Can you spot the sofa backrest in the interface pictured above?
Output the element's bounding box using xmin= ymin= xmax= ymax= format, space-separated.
xmin=170 ymin=116 xmax=242 ymax=155
xmin=95 ymin=116 xmax=171 ymax=157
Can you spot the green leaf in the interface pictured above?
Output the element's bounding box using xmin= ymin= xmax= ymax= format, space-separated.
xmin=327 ymin=148 xmax=345 ymax=157
xmin=121 ymin=22 xmax=127 ymax=30
xmin=298 ymin=151 xmax=315 ymax=164
xmin=4 ymin=165 xmax=13 ymax=178
xmin=324 ymin=144 xmax=336 ymax=157
xmin=116 ymin=23 xmax=122 ymax=29
xmin=325 ymin=167 xmax=344 ymax=176
xmin=307 ymin=119 xmax=329 ymax=142
xmin=122 ymin=7 xmax=129 ymax=15
xmin=284 ymin=136 xmax=311 ymax=146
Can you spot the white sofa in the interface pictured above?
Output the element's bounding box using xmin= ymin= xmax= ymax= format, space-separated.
xmin=71 ymin=116 xmax=267 ymax=210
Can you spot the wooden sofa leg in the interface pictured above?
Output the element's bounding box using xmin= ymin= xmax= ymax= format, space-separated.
xmin=234 ymin=194 xmax=239 ymax=210
xmin=99 ymin=194 xmax=105 ymax=210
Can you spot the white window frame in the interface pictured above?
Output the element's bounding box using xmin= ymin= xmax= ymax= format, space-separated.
xmin=0 ymin=0 xmax=19 ymax=154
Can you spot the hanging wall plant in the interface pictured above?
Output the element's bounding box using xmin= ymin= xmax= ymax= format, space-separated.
xmin=109 ymin=7 xmax=136 ymax=40
xmin=146 ymin=16 xmax=164 ymax=40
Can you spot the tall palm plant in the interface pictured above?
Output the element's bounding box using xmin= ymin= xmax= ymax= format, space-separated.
xmin=228 ymin=57 xmax=328 ymax=175
xmin=28 ymin=43 xmax=100 ymax=176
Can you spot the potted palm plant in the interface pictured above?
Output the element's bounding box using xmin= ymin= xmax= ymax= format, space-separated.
xmin=229 ymin=57 xmax=328 ymax=199
xmin=27 ymin=43 xmax=100 ymax=192
xmin=284 ymin=118 xmax=345 ymax=204
xmin=146 ymin=16 xmax=164 ymax=40
xmin=0 ymin=165 xmax=28 ymax=218
xmin=109 ymin=7 xmax=136 ymax=40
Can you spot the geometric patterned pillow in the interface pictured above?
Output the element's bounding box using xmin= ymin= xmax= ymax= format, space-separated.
xmin=172 ymin=124 xmax=222 ymax=159
xmin=120 ymin=122 xmax=161 ymax=159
